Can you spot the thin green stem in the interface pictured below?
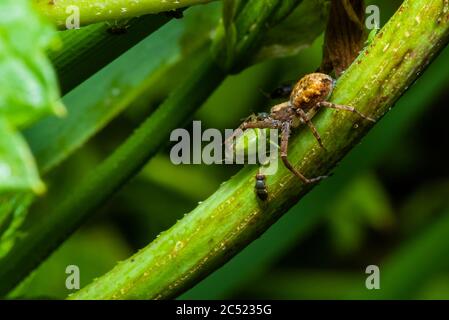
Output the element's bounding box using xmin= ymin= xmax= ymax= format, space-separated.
xmin=51 ymin=15 xmax=171 ymax=94
xmin=69 ymin=0 xmax=449 ymax=299
xmin=34 ymin=0 xmax=216 ymax=28
xmin=213 ymin=0 xmax=302 ymax=71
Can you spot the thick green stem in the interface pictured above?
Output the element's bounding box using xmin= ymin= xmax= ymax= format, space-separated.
xmin=70 ymin=0 xmax=449 ymax=299
xmin=34 ymin=0 xmax=216 ymax=28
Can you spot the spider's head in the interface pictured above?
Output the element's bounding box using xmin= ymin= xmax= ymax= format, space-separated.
xmin=290 ymin=73 xmax=335 ymax=111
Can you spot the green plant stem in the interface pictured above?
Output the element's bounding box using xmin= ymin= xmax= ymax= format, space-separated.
xmin=51 ymin=15 xmax=171 ymax=94
xmin=69 ymin=0 xmax=449 ymax=299
xmin=213 ymin=0 xmax=303 ymax=71
xmin=0 ymin=0 xmax=302 ymax=296
xmin=180 ymin=44 xmax=449 ymax=299
xmin=0 ymin=53 xmax=225 ymax=296
xmin=34 ymin=0 xmax=216 ymax=28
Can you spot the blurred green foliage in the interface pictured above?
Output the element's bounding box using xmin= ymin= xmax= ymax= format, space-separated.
xmin=0 ymin=0 xmax=63 ymax=194
xmin=10 ymin=225 xmax=132 ymax=299
xmin=1 ymin=0 xmax=449 ymax=299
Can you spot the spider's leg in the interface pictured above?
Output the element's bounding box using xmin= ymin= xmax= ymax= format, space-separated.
xmin=296 ymin=108 xmax=326 ymax=150
xmin=224 ymin=117 xmax=281 ymax=153
xmin=320 ymin=101 xmax=376 ymax=122
xmin=240 ymin=119 xmax=280 ymax=130
xmin=226 ymin=118 xmax=280 ymax=143
xmin=280 ymin=122 xmax=327 ymax=184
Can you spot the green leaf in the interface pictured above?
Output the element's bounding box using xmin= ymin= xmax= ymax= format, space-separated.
xmin=0 ymin=119 xmax=44 ymax=194
xmin=0 ymin=0 xmax=63 ymax=194
xmin=0 ymin=0 xmax=64 ymax=128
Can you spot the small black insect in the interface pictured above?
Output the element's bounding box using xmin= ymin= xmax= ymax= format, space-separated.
xmin=255 ymin=173 xmax=268 ymax=201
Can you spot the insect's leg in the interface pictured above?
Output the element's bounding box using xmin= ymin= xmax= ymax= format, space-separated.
xmin=296 ymin=108 xmax=326 ymax=150
xmin=320 ymin=101 xmax=376 ymax=122
xmin=280 ymin=122 xmax=327 ymax=184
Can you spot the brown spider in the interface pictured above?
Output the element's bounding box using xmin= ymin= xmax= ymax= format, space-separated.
xmin=229 ymin=73 xmax=376 ymax=200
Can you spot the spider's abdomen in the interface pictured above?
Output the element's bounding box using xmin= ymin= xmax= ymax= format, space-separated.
xmin=290 ymin=73 xmax=334 ymax=111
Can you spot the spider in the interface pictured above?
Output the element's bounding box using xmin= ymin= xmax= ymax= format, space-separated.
xmin=229 ymin=73 xmax=376 ymax=200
